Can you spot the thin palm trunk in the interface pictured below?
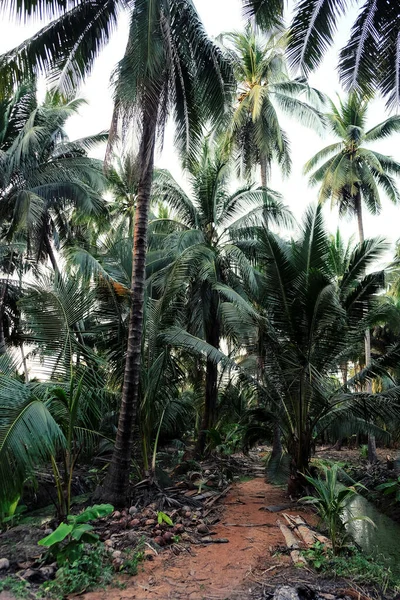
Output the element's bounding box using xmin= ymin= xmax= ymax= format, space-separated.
xmin=196 ymin=296 xmax=220 ymax=456
xmin=332 ymin=362 xmax=349 ymax=450
xmin=20 ymin=343 xmax=29 ymax=383
xmin=271 ymin=422 xmax=282 ymax=459
xmin=260 ymin=154 xmax=268 ymax=188
xmin=0 ymin=250 xmax=14 ymax=356
xmin=97 ymin=108 xmax=158 ymax=505
xmin=355 ymin=192 xmax=377 ymax=463
xmin=0 ymin=311 xmax=5 ymax=355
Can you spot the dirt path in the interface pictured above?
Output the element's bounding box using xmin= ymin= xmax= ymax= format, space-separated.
xmin=84 ymin=479 xmax=315 ymax=600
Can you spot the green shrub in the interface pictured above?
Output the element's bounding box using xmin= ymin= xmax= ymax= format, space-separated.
xmin=38 ymin=504 xmax=113 ymax=565
xmin=301 ymin=463 xmax=373 ymax=553
xmin=304 ymin=544 xmax=400 ymax=593
xmin=38 ymin=543 xmax=113 ymax=598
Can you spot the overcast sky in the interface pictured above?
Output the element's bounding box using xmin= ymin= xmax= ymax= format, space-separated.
xmin=1 ymin=0 xmax=400 ymax=254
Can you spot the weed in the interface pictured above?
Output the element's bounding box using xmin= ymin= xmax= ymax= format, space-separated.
xmin=38 ymin=543 xmax=113 ymax=598
xmin=376 ymin=476 xmax=400 ymax=502
xmin=120 ymin=543 xmax=145 ymax=576
xmin=0 ymin=496 xmax=26 ymax=530
xmin=304 ymin=544 xmax=400 ymax=593
xmin=301 ymin=463 xmax=374 ymax=553
xmin=157 ymin=511 xmax=173 ymax=526
xmin=360 ymin=444 xmax=368 ymax=459
xmin=0 ymin=576 xmax=29 ymax=598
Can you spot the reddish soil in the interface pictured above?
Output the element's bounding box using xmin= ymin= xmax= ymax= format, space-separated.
xmin=83 ymin=478 xmax=315 ymax=600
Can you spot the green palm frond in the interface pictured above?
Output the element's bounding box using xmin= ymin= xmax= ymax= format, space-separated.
xmin=0 ymin=0 xmax=120 ymax=94
xmin=364 ymin=115 xmax=400 ymax=142
xmin=306 ymin=93 xmax=400 ymax=223
xmin=0 ymin=375 xmax=65 ymax=504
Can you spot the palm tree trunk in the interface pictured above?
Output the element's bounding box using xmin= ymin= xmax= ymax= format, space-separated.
xmin=96 ymin=109 xmax=158 ymax=505
xmin=333 ymin=362 xmax=349 ymax=450
xmin=21 ymin=343 xmax=29 ymax=383
xmin=0 ymin=280 xmax=9 ymax=355
xmin=271 ymin=422 xmax=282 ymax=459
xmin=196 ymin=296 xmax=220 ymax=456
xmin=355 ymin=192 xmax=377 ymax=463
xmin=260 ymin=155 xmax=268 ymax=188
xmin=0 ymin=311 xmax=5 ymax=355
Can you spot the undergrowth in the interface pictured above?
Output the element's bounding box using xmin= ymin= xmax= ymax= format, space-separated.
xmin=0 ymin=576 xmax=30 ymax=598
xmin=38 ymin=543 xmax=114 ymax=598
xmin=304 ymin=543 xmax=400 ymax=594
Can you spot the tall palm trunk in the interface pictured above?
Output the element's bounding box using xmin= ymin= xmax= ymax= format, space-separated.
xmin=196 ymin=295 xmax=220 ymax=456
xmin=0 ymin=250 xmax=14 ymax=356
xmin=97 ymin=109 xmax=158 ymax=505
xmin=355 ymin=192 xmax=377 ymax=463
xmin=0 ymin=310 xmax=5 ymax=355
xmin=271 ymin=422 xmax=282 ymax=458
xmin=260 ymin=154 xmax=268 ymax=188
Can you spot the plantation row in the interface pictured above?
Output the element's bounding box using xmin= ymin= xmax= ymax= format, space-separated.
xmin=1 ymin=0 xmax=400 ymax=516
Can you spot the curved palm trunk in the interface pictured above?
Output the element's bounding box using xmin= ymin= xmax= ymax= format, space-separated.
xmin=97 ymin=110 xmax=158 ymax=505
xmin=355 ymin=192 xmax=377 ymax=463
xmin=196 ymin=295 xmax=220 ymax=456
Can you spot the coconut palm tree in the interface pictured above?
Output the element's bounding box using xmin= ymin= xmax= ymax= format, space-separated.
xmin=242 ymin=205 xmax=397 ymax=490
xmin=305 ymin=93 xmax=400 ymax=244
xmin=149 ymin=138 xmax=292 ymax=454
xmin=96 ymin=1 xmax=231 ymax=504
xmin=242 ymin=0 xmax=400 ymax=108
xmin=0 ymin=83 xmax=108 ymax=272
xmin=305 ymin=92 xmax=400 ymax=461
xmin=220 ymin=26 xmax=325 ymax=187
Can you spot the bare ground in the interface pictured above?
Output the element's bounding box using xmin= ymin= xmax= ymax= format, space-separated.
xmin=83 ymin=478 xmax=316 ymax=600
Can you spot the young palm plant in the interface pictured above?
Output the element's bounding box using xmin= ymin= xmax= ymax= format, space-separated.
xmin=0 ymin=275 xmax=115 ymax=518
xmin=301 ymin=464 xmax=372 ymax=553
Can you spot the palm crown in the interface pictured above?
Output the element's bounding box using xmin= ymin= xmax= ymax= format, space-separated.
xmin=304 ymin=93 xmax=400 ymax=242
xmin=220 ymin=26 xmax=325 ymax=187
xmin=0 ymin=83 xmax=108 ymax=268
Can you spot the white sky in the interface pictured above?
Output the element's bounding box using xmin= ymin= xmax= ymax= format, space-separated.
xmin=1 ymin=0 xmax=399 ymax=254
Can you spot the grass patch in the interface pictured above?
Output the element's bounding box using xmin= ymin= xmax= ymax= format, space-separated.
xmin=0 ymin=576 xmax=30 ymax=598
xmin=303 ymin=543 xmax=400 ymax=594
